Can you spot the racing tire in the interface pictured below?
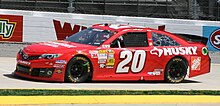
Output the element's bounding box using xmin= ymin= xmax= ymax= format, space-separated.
xmin=65 ymin=56 xmax=91 ymax=83
xmin=164 ymin=57 xmax=187 ymax=83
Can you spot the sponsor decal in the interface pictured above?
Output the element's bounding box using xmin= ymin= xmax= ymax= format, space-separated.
xmin=98 ymin=50 xmax=108 ymax=59
xmin=0 ymin=18 xmax=16 ymax=39
xmin=203 ymin=26 xmax=220 ymax=51
xmin=42 ymin=41 xmax=76 ymax=48
xmin=150 ymin=47 xmax=197 ymax=57
xmin=98 ymin=59 xmax=106 ymax=63
xmin=76 ymin=57 xmax=87 ymax=61
xmin=53 ymin=20 xmax=87 ymax=40
xmin=102 ymin=44 xmax=110 ymax=48
xmin=55 ymin=60 xmax=67 ymax=64
xmin=56 ymin=69 xmax=63 ymax=74
xmin=41 ymin=43 xmax=58 ymax=48
xmin=17 ymin=60 xmax=31 ymax=65
xmin=108 ymin=54 xmax=114 ymax=58
xmin=53 ymin=64 xmax=65 ymax=68
xmin=105 ymin=50 xmax=115 ymax=68
xmin=97 ymin=49 xmax=116 ymax=69
xmin=45 ymin=62 xmax=53 ymax=66
xmin=191 ymin=56 xmax=201 ymax=71
xmin=0 ymin=15 xmax=23 ymax=42
xmin=108 ymin=50 xmax=115 ymax=58
xmin=108 ymin=50 xmax=115 ymax=54
xmin=106 ymin=65 xmax=114 ymax=68
xmin=202 ymin=47 xmax=208 ymax=55
xmin=98 ymin=53 xmax=108 ymax=59
xmin=99 ymin=64 xmax=105 ymax=68
xmin=76 ymin=50 xmax=82 ymax=53
xmin=76 ymin=50 xmax=87 ymax=55
xmin=173 ymin=58 xmax=182 ymax=61
xmin=49 ymin=41 xmax=76 ymax=48
xmin=210 ymin=29 xmax=220 ymax=50
xmin=106 ymin=58 xmax=115 ymax=66
xmin=147 ymin=69 xmax=163 ymax=76
xmin=89 ymin=50 xmax=98 ymax=58
xmin=148 ymin=72 xmax=158 ymax=75
xmin=98 ymin=50 xmax=108 ymax=54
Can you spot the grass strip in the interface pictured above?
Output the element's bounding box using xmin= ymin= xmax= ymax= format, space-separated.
xmin=0 ymin=89 xmax=220 ymax=96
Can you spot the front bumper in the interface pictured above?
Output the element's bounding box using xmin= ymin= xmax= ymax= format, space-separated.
xmin=14 ymin=55 xmax=67 ymax=82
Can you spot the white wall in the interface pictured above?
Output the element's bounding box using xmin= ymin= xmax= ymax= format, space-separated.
xmin=0 ymin=9 xmax=220 ymax=42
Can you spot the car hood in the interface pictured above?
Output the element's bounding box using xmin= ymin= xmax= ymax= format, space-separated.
xmin=23 ymin=41 xmax=96 ymax=53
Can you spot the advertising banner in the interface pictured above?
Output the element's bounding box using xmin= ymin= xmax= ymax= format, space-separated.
xmin=53 ymin=20 xmax=87 ymax=40
xmin=0 ymin=15 xmax=23 ymax=42
xmin=203 ymin=26 xmax=220 ymax=51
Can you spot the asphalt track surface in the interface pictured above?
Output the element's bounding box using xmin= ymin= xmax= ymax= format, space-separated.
xmin=0 ymin=43 xmax=219 ymax=90
xmin=0 ymin=43 xmax=220 ymax=105
xmin=0 ymin=56 xmax=219 ymax=90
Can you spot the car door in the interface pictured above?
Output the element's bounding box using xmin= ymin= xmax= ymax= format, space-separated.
xmin=93 ymin=31 xmax=153 ymax=81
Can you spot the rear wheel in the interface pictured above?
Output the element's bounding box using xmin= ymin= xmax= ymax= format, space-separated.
xmin=165 ymin=57 xmax=187 ymax=83
xmin=65 ymin=56 xmax=91 ymax=83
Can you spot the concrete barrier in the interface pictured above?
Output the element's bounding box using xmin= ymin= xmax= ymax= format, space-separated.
xmin=0 ymin=9 xmax=219 ymax=51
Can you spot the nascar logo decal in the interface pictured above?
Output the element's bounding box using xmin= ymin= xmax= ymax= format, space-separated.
xmin=0 ymin=18 xmax=16 ymax=39
xmin=150 ymin=47 xmax=197 ymax=57
xmin=210 ymin=29 xmax=220 ymax=50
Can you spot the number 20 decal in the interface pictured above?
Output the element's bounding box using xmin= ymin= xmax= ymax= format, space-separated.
xmin=116 ymin=50 xmax=146 ymax=73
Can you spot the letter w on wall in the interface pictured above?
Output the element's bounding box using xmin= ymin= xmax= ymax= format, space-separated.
xmin=53 ymin=20 xmax=87 ymax=40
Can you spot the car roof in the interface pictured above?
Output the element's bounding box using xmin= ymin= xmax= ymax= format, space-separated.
xmin=92 ymin=23 xmax=151 ymax=32
xmin=91 ymin=23 xmax=190 ymax=45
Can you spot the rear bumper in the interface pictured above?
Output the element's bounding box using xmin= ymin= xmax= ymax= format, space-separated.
xmin=189 ymin=55 xmax=211 ymax=78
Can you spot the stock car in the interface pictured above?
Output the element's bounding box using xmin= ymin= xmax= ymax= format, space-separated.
xmin=14 ymin=24 xmax=211 ymax=83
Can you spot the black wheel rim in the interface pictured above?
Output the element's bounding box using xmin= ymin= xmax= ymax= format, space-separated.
xmin=70 ymin=60 xmax=86 ymax=79
xmin=168 ymin=63 xmax=184 ymax=80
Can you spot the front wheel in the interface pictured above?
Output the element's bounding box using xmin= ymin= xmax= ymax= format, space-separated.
xmin=164 ymin=58 xmax=187 ymax=83
xmin=65 ymin=56 xmax=91 ymax=83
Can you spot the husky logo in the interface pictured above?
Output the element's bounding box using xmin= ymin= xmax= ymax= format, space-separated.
xmin=150 ymin=47 xmax=163 ymax=57
xmin=150 ymin=47 xmax=197 ymax=57
xmin=0 ymin=18 xmax=16 ymax=39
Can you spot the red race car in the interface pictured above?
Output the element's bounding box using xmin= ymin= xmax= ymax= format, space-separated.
xmin=14 ymin=24 xmax=211 ymax=83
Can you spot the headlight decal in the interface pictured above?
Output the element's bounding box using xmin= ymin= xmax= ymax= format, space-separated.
xmin=39 ymin=54 xmax=61 ymax=59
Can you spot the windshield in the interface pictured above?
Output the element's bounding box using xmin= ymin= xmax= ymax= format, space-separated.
xmin=65 ymin=28 xmax=114 ymax=46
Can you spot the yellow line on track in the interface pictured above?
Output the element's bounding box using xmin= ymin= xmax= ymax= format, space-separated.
xmin=0 ymin=95 xmax=220 ymax=104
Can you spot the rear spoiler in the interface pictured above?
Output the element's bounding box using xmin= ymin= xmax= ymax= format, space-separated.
xmin=174 ymin=33 xmax=208 ymax=45
xmin=157 ymin=25 xmax=208 ymax=45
